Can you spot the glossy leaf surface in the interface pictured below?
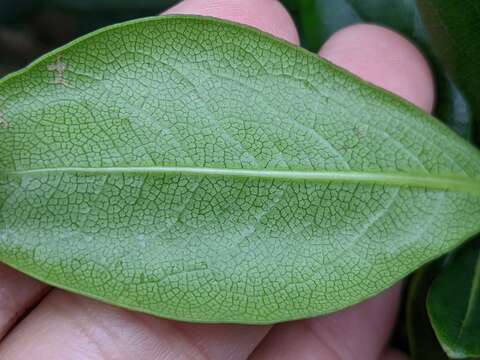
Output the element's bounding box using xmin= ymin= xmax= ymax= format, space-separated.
xmin=417 ymin=0 xmax=480 ymax=144
xmin=1 ymin=16 xmax=480 ymax=323
xmin=407 ymin=261 xmax=450 ymax=360
xmin=428 ymin=240 xmax=480 ymax=358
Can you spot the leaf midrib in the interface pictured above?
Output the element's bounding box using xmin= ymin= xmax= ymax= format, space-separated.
xmin=5 ymin=166 xmax=480 ymax=194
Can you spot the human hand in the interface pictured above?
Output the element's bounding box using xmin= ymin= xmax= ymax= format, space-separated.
xmin=0 ymin=1 xmax=434 ymax=359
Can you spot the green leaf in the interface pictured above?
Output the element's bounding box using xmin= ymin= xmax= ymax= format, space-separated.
xmin=436 ymin=78 xmax=474 ymax=142
xmin=301 ymin=0 xmax=361 ymax=53
xmin=1 ymin=15 xmax=480 ymax=324
xmin=427 ymin=239 xmax=480 ymax=358
xmin=281 ymin=0 xmax=475 ymax=141
xmin=407 ymin=261 xmax=450 ymax=360
xmin=417 ymin=0 xmax=480 ymax=144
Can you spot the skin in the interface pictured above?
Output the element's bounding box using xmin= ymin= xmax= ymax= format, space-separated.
xmin=0 ymin=0 xmax=434 ymax=359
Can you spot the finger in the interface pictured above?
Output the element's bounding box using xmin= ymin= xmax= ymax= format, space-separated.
xmin=251 ymin=24 xmax=435 ymax=360
xmin=164 ymin=0 xmax=300 ymax=45
xmin=0 ymin=1 xmax=299 ymax=359
xmin=319 ymin=24 xmax=434 ymax=112
xmin=0 ymin=264 xmax=49 ymax=340
xmin=251 ymin=285 xmax=403 ymax=360
xmin=0 ymin=292 xmax=269 ymax=360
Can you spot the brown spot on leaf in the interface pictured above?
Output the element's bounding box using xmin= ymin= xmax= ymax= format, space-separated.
xmin=0 ymin=112 xmax=9 ymax=129
xmin=47 ymin=56 xmax=70 ymax=86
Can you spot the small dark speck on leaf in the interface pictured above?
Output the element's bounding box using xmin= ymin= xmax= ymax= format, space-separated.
xmin=353 ymin=125 xmax=365 ymax=138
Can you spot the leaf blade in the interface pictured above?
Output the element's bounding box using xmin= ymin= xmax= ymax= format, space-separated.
xmin=1 ymin=15 xmax=480 ymax=324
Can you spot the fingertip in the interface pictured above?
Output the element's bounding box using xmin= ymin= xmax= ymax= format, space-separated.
xmin=164 ymin=0 xmax=300 ymax=45
xmin=319 ymin=24 xmax=435 ymax=112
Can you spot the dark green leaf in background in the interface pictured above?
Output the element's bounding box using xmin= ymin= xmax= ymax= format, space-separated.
xmin=290 ymin=0 xmax=360 ymax=53
xmin=417 ymin=0 xmax=480 ymax=145
xmin=1 ymin=16 xmax=480 ymax=323
xmin=407 ymin=261 xmax=450 ymax=360
xmin=435 ymin=78 xmax=474 ymax=143
xmin=428 ymin=239 xmax=480 ymax=359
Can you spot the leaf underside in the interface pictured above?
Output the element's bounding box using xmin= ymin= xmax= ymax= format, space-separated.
xmin=0 ymin=16 xmax=480 ymax=324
